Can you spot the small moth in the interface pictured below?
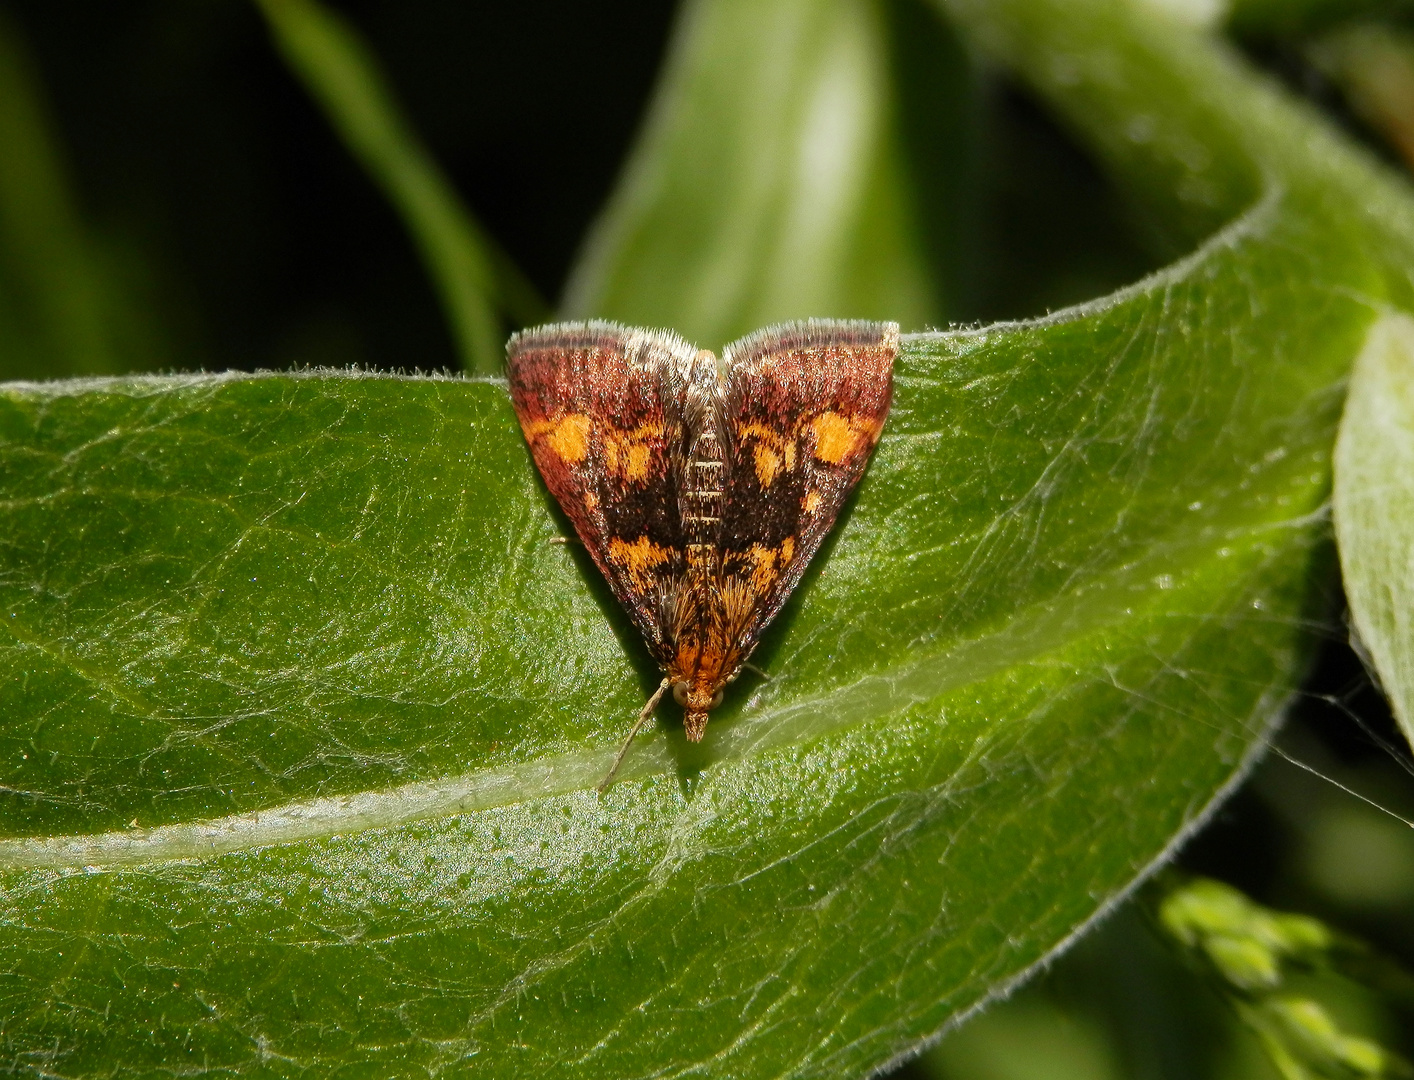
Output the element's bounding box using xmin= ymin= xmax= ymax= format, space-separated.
xmin=507 ymin=319 xmax=898 ymax=788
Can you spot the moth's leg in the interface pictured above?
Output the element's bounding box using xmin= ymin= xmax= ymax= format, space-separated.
xmin=743 ymin=662 xmax=772 ymax=681
xmin=598 ymin=677 xmax=671 ymax=793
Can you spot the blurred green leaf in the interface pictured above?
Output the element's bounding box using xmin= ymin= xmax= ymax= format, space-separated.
xmin=919 ymin=899 xmax=1298 ymax=1080
xmin=2 ymin=0 xmax=1413 ymax=1074
xmin=1241 ymin=997 xmax=1403 ymax=1080
xmin=256 ymin=0 xmax=548 ymax=375
xmin=1335 ymin=314 xmax=1414 ymax=751
xmin=0 ymin=10 xmax=119 ymax=379
xmin=562 ymin=0 xmax=940 ymax=343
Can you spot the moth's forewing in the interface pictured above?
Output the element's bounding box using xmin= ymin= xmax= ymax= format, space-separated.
xmin=717 ymin=320 xmax=898 ymax=643
xmin=506 ymin=322 xmax=695 ymax=664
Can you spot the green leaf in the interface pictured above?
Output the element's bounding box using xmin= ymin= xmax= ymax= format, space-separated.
xmin=1335 ymin=314 xmax=1414 ymax=750
xmin=562 ymin=0 xmax=941 ymax=343
xmin=2 ymin=0 xmax=1412 ymax=1075
xmin=255 ymin=0 xmax=549 ymax=375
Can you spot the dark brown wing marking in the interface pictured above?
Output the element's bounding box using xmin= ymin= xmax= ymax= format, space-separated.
xmin=718 ymin=319 xmax=898 ymax=646
xmin=507 ymin=321 xmax=698 ymax=664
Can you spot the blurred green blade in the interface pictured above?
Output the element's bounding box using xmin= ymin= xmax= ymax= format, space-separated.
xmin=1335 ymin=314 xmax=1414 ymax=751
xmin=256 ymin=0 xmax=547 ymax=374
xmin=562 ymin=0 xmax=939 ymax=343
xmin=0 ymin=10 xmax=116 ymax=379
xmin=2 ymin=0 xmax=1412 ymax=1075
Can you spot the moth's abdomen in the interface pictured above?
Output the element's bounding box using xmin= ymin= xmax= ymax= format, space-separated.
xmin=679 ymin=348 xmax=727 ymax=555
xmin=681 ymin=426 xmax=724 ymax=547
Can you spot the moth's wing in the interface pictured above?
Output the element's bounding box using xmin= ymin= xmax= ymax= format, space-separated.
xmin=718 ymin=319 xmax=898 ymax=649
xmin=507 ymin=321 xmax=698 ymax=664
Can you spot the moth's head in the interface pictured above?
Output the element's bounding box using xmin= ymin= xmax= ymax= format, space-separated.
xmin=673 ymin=679 xmax=723 ymax=742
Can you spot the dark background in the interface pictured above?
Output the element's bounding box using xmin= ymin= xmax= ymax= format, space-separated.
xmin=4 ymin=1 xmax=1413 ymax=1075
xmin=1 ymin=0 xmax=1160 ymax=375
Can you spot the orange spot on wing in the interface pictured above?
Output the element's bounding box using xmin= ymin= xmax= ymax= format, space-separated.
xmin=624 ymin=443 xmax=652 ymax=482
xmin=753 ymin=444 xmax=782 ymax=487
xmin=810 ymin=411 xmax=881 ymax=465
xmin=730 ymin=537 xmax=795 ymax=603
xmin=525 ymin=413 xmax=592 ymax=465
xmin=810 ymin=412 xmax=855 ymax=464
xmin=603 ymin=422 xmax=663 ymax=484
xmin=802 ymin=489 xmax=821 ymax=514
xmin=738 ymin=422 xmax=797 ymax=488
xmin=608 ymin=534 xmax=673 ymax=590
xmin=746 ymin=543 xmax=779 ymax=594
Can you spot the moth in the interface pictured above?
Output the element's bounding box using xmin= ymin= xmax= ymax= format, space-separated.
xmin=507 ymin=319 xmax=898 ymax=789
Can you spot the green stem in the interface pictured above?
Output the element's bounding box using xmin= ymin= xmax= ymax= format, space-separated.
xmin=255 ymin=0 xmax=548 ymax=374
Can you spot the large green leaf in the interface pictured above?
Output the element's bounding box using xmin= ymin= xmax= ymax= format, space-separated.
xmin=2 ymin=0 xmax=1412 ymax=1075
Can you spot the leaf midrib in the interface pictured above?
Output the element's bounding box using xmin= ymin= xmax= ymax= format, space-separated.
xmin=0 ymin=485 xmax=1312 ymax=871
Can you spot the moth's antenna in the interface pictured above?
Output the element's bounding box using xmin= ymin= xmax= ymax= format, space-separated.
xmin=598 ymin=677 xmax=671 ymax=793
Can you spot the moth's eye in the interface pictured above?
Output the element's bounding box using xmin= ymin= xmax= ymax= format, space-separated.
xmin=709 ymin=688 xmax=725 ymax=708
xmin=672 ymin=682 xmax=689 ymax=707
